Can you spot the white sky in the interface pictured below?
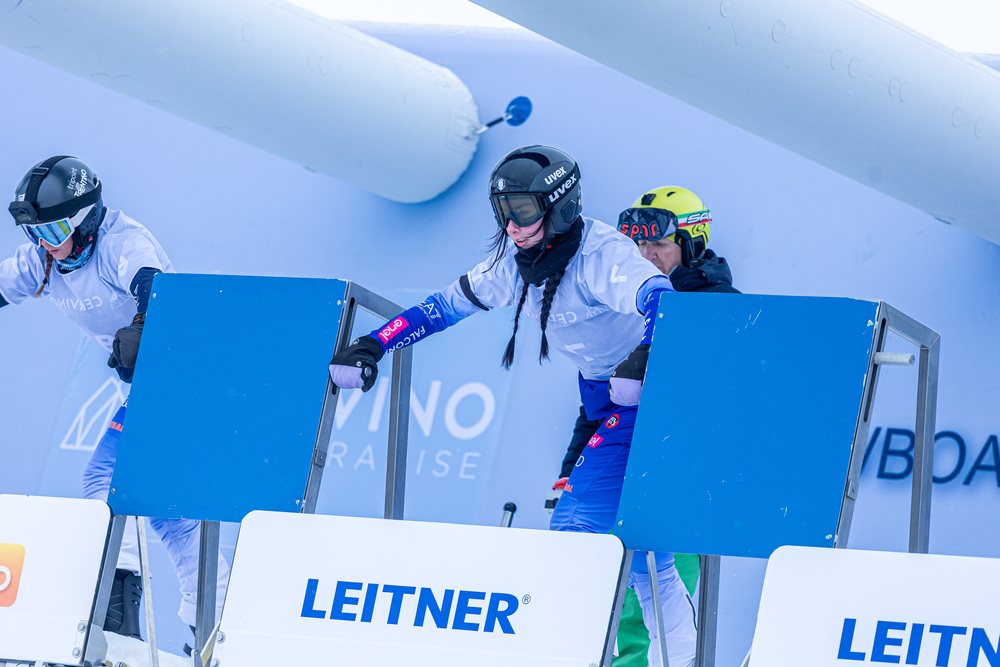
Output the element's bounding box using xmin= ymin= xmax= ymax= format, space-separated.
xmin=289 ymin=0 xmax=1000 ymax=53
xmin=860 ymin=0 xmax=1000 ymax=53
xmin=289 ymin=0 xmax=521 ymax=28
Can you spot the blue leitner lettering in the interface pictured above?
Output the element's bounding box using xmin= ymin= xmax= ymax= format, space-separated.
xmin=837 ymin=618 xmax=1000 ymax=665
xmin=300 ymin=579 xmax=520 ymax=634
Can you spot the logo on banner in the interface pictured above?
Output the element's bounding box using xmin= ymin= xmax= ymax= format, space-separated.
xmin=837 ymin=617 xmax=1000 ymax=666
xmin=605 ymin=414 xmax=619 ymax=429
xmin=587 ymin=434 xmax=603 ymax=448
xmin=300 ymin=579 xmax=521 ymax=634
xmin=378 ymin=317 xmax=409 ymax=344
xmin=0 ymin=543 xmax=26 ymax=607
xmin=59 ymin=377 xmax=128 ymax=452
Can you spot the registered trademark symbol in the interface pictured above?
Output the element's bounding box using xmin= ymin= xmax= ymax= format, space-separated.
xmin=522 ymin=594 xmax=531 ymax=604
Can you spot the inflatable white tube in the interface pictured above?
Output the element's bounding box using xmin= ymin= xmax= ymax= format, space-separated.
xmin=472 ymin=0 xmax=1000 ymax=243
xmin=0 ymin=0 xmax=480 ymax=203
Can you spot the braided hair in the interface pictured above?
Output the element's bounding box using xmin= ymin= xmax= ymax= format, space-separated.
xmin=537 ymin=266 xmax=566 ymax=362
xmin=33 ymin=253 xmax=54 ymax=298
xmin=501 ymin=281 xmax=530 ymax=370
xmin=500 ymin=266 xmax=567 ymax=369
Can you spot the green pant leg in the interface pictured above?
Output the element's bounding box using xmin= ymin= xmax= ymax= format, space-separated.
xmin=613 ymin=587 xmax=649 ymax=667
xmin=674 ymin=552 xmax=700 ymax=597
xmin=612 ymin=553 xmax=700 ymax=667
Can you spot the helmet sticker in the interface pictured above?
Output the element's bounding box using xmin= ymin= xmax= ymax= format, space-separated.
xmin=495 ymin=178 xmax=506 ymax=191
xmin=546 ymin=172 xmax=578 ymax=204
xmin=543 ymin=166 xmax=567 ymax=185
xmin=677 ymin=210 xmax=711 ymax=227
xmin=75 ymin=170 xmax=89 ymax=196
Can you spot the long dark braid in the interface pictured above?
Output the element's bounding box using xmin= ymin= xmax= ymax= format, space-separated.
xmin=501 ymin=281 xmax=531 ymax=369
xmin=33 ymin=253 xmax=53 ymax=297
xmin=537 ymin=266 xmax=566 ymax=362
xmin=501 ymin=266 xmax=567 ymax=369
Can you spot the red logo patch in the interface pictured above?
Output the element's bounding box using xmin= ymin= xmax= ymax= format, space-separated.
xmin=377 ymin=316 xmax=409 ymax=344
xmin=587 ymin=434 xmax=603 ymax=448
xmin=605 ymin=414 xmax=619 ymax=429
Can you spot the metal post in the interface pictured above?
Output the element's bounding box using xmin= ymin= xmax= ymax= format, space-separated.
xmin=836 ymin=314 xmax=886 ymax=548
xmin=136 ymin=517 xmax=160 ymax=667
xmin=647 ymin=551 xmax=670 ymax=667
xmin=879 ymin=303 xmax=940 ymax=555
xmin=303 ymin=282 xmax=410 ymax=520
xmin=83 ymin=514 xmax=127 ymax=666
xmin=194 ymin=521 xmax=219 ymax=657
xmin=302 ymin=291 xmax=359 ymax=515
xmin=499 ymin=502 xmax=517 ymax=528
xmin=910 ymin=338 xmax=939 ymax=553
xmin=385 ymin=344 xmax=412 ymax=520
xmin=696 ymin=555 xmax=720 ymax=667
xmin=601 ymin=550 xmax=634 ymax=667
xmin=837 ymin=303 xmax=939 ymax=552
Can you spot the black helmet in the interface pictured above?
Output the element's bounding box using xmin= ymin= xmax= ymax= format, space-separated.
xmin=488 ymin=145 xmax=582 ymax=235
xmin=9 ymin=156 xmax=103 ymax=249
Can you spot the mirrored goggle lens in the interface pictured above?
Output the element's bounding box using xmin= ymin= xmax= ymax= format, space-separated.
xmin=24 ymin=219 xmax=73 ymax=247
xmin=492 ymin=193 xmax=545 ymax=228
xmin=617 ymin=207 xmax=678 ymax=241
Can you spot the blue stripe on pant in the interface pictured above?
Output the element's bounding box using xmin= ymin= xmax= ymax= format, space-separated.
xmin=549 ymin=405 xmax=696 ymax=667
xmin=81 ymin=402 xmax=231 ymax=627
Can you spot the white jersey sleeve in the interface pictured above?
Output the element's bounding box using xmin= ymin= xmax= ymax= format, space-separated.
xmin=464 ymin=248 xmax=520 ymax=310
xmin=0 ymin=243 xmax=48 ymax=306
xmin=579 ymin=221 xmax=662 ymax=314
xmin=96 ymin=227 xmax=171 ymax=294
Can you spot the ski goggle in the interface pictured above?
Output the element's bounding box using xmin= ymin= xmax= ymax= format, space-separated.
xmin=490 ymin=193 xmax=546 ymax=228
xmin=618 ymin=207 xmax=712 ymax=243
xmin=617 ymin=207 xmax=679 ymax=242
xmin=11 ymin=200 xmax=94 ymax=248
xmin=23 ymin=217 xmax=75 ymax=247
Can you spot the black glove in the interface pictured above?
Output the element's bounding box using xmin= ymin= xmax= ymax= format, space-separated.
xmin=608 ymin=343 xmax=650 ymax=406
xmin=329 ymin=335 xmax=385 ymax=392
xmin=107 ymin=312 xmax=146 ymax=370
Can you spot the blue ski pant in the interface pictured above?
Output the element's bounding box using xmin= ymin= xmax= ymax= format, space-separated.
xmin=81 ymin=402 xmax=230 ymax=627
xmin=550 ymin=405 xmax=696 ymax=667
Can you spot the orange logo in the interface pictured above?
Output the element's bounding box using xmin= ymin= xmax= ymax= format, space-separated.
xmin=0 ymin=543 xmax=25 ymax=607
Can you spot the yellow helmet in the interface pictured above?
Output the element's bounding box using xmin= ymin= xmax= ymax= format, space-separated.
xmin=617 ymin=186 xmax=711 ymax=266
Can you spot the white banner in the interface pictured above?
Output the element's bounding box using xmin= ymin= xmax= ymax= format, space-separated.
xmin=751 ymin=546 xmax=1000 ymax=666
xmin=214 ymin=511 xmax=625 ymax=666
xmin=0 ymin=494 xmax=111 ymax=665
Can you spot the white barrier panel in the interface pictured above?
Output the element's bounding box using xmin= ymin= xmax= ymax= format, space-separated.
xmin=214 ymin=511 xmax=626 ymax=666
xmin=751 ymin=546 xmax=1000 ymax=667
xmin=0 ymin=494 xmax=111 ymax=665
